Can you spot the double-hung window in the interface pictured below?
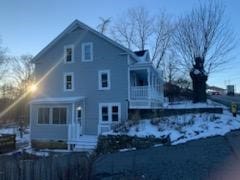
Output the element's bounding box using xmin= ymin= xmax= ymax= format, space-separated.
xmin=111 ymin=106 xmax=119 ymax=122
xmin=101 ymin=105 xmax=109 ymax=122
xmin=99 ymin=103 xmax=120 ymax=123
xmin=64 ymin=45 xmax=74 ymax=63
xmin=82 ymin=42 xmax=93 ymax=62
xmin=52 ymin=107 xmax=67 ymax=124
xmin=38 ymin=108 xmax=50 ymax=124
xmin=38 ymin=107 xmax=67 ymax=124
xmin=64 ymin=73 xmax=74 ymax=91
xmin=98 ymin=70 xmax=110 ymax=90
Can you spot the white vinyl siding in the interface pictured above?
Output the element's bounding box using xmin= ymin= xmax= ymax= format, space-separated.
xmin=82 ymin=42 xmax=93 ymax=62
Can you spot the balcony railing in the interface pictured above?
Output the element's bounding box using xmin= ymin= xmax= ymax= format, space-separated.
xmin=130 ymin=85 xmax=162 ymax=100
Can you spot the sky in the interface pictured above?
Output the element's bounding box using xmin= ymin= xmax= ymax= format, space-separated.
xmin=0 ymin=0 xmax=239 ymax=90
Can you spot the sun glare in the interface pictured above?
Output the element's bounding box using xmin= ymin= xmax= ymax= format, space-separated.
xmin=29 ymin=84 xmax=37 ymax=92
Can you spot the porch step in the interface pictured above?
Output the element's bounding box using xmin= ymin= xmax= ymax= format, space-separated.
xmin=68 ymin=135 xmax=98 ymax=152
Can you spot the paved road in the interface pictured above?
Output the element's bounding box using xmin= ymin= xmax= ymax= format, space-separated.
xmin=210 ymin=95 xmax=240 ymax=108
xmin=93 ymin=130 xmax=240 ymax=180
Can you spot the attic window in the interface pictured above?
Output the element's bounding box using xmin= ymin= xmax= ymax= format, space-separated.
xmin=64 ymin=45 xmax=74 ymax=63
xmin=82 ymin=42 xmax=93 ymax=62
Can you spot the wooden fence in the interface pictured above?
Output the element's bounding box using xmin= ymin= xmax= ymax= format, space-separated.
xmin=0 ymin=153 xmax=90 ymax=180
xmin=0 ymin=134 xmax=16 ymax=153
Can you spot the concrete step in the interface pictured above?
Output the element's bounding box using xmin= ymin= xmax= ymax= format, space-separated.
xmin=68 ymin=135 xmax=98 ymax=152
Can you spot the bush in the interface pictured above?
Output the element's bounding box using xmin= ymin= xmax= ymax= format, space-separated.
xmin=150 ymin=118 xmax=161 ymax=126
xmin=95 ymin=135 xmax=169 ymax=155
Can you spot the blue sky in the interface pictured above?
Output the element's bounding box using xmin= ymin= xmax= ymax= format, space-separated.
xmin=0 ymin=0 xmax=239 ymax=90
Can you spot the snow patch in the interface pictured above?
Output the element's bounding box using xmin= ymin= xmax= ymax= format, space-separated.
xmin=105 ymin=110 xmax=240 ymax=145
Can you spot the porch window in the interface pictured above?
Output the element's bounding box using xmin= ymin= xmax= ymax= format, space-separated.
xmin=98 ymin=70 xmax=110 ymax=90
xmin=82 ymin=42 xmax=93 ymax=62
xmin=64 ymin=73 xmax=74 ymax=91
xmin=52 ymin=108 xmax=67 ymax=124
xmin=64 ymin=45 xmax=74 ymax=63
xmin=38 ymin=108 xmax=50 ymax=124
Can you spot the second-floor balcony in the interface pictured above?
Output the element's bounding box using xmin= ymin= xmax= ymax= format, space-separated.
xmin=129 ymin=64 xmax=164 ymax=109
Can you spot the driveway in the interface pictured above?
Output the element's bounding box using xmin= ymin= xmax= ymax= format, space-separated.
xmin=93 ymin=130 xmax=240 ymax=180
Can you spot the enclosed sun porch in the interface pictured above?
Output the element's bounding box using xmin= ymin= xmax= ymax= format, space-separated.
xmin=129 ymin=63 xmax=164 ymax=109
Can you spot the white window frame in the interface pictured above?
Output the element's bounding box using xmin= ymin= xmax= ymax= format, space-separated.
xmin=64 ymin=72 xmax=74 ymax=91
xmin=37 ymin=106 xmax=68 ymax=125
xmin=99 ymin=103 xmax=121 ymax=123
xmin=98 ymin=70 xmax=111 ymax=90
xmin=81 ymin=42 xmax=93 ymax=62
xmin=64 ymin=45 xmax=74 ymax=63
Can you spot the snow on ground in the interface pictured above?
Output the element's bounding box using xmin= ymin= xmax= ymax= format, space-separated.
xmin=105 ymin=110 xmax=240 ymax=145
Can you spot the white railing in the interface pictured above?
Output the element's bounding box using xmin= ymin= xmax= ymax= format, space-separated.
xmin=68 ymin=123 xmax=81 ymax=141
xmin=130 ymin=86 xmax=148 ymax=100
xmin=130 ymin=86 xmax=162 ymax=100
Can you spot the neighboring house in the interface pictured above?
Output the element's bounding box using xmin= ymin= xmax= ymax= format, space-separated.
xmin=207 ymin=86 xmax=226 ymax=95
xmin=30 ymin=20 xmax=164 ymax=151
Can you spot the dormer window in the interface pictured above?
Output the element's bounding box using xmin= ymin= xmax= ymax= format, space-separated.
xmin=82 ymin=42 xmax=93 ymax=62
xmin=64 ymin=45 xmax=74 ymax=63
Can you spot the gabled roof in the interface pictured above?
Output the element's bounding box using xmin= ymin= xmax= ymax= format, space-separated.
xmin=133 ymin=50 xmax=150 ymax=63
xmin=32 ymin=19 xmax=138 ymax=62
xmin=134 ymin=50 xmax=147 ymax=57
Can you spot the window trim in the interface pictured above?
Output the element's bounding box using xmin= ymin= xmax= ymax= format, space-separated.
xmin=81 ymin=42 xmax=93 ymax=62
xmin=37 ymin=106 xmax=68 ymax=125
xmin=98 ymin=70 xmax=111 ymax=90
xmin=99 ymin=103 xmax=121 ymax=123
xmin=64 ymin=45 xmax=74 ymax=63
xmin=64 ymin=72 xmax=74 ymax=91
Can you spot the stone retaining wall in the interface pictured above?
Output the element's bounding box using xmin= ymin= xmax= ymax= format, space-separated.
xmin=128 ymin=107 xmax=223 ymax=120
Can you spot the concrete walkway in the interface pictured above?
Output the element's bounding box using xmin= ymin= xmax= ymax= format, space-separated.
xmin=93 ymin=130 xmax=240 ymax=180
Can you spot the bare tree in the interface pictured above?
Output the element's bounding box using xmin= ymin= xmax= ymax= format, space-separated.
xmin=0 ymin=39 xmax=8 ymax=80
xmin=111 ymin=10 xmax=136 ymax=49
xmin=96 ymin=17 xmax=111 ymax=35
xmin=9 ymin=54 xmax=34 ymax=94
xmin=111 ymin=7 xmax=173 ymax=68
xmin=151 ymin=13 xmax=174 ymax=68
xmin=173 ymin=1 xmax=236 ymax=75
xmin=0 ymin=83 xmax=17 ymax=99
xmin=129 ymin=7 xmax=153 ymax=50
xmin=163 ymin=50 xmax=179 ymax=83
